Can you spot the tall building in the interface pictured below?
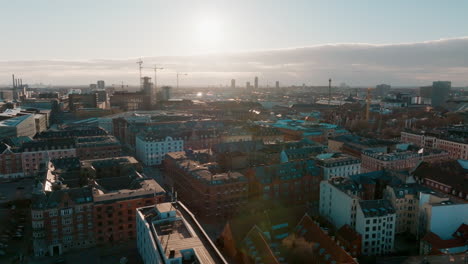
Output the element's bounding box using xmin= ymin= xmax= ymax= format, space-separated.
xmin=254 ymin=76 xmax=258 ymax=89
xmin=419 ymin=81 xmax=451 ymax=107
xmin=231 ymin=79 xmax=235 ymax=89
xmin=142 ymin=76 xmax=155 ymax=107
xmin=160 ymin=86 xmax=172 ymax=101
xmin=375 ymin=84 xmax=391 ymax=97
xmin=275 ymin=81 xmax=279 ymax=89
xmin=97 ymin=80 xmax=105 ymax=89
xmin=246 ymin=82 xmax=250 ymax=89
xmin=431 ymin=81 xmax=451 ymax=107
xmin=136 ymin=202 xmax=228 ymax=264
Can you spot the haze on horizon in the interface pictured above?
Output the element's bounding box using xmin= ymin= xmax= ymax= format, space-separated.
xmin=1 ymin=0 xmax=467 ymax=87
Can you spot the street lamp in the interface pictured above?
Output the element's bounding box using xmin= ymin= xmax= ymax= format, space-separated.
xmin=176 ymin=73 xmax=188 ymax=89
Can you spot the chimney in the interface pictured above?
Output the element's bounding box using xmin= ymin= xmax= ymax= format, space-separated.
xmin=12 ymin=74 xmax=15 ymax=88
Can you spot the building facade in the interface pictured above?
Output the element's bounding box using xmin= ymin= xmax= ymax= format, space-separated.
xmin=164 ymin=151 xmax=248 ymax=220
xmin=32 ymin=187 xmax=95 ymax=257
xmin=355 ymin=200 xmax=396 ymax=255
xmin=361 ymin=149 xmax=449 ymax=172
xmin=136 ymin=134 xmax=184 ymax=166
xmin=315 ymin=152 xmax=361 ymax=180
xmin=401 ymin=131 xmax=468 ymax=160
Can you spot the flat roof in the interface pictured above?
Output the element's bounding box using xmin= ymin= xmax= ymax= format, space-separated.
xmin=138 ymin=202 xmax=227 ymax=264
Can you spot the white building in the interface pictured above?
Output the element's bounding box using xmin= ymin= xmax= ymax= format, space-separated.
xmin=356 ymin=200 xmax=396 ymax=256
xmin=136 ymin=202 xmax=227 ymax=264
xmin=319 ymin=178 xmax=359 ymax=229
xmin=418 ymin=193 xmax=468 ymax=240
xmin=136 ymin=134 xmax=184 ymax=166
xmin=315 ymin=153 xmax=361 ymax=180
xmin=320 ymin=177 xmax=397 ymax=256
xmin=383 ymin=183 xmax=423 ymax=235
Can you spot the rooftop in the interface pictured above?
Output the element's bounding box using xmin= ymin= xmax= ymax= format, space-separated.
xmin=359 ymin=199 xmax=395 ymax=217
xmin=293 ymin=215 xmax=358 ymax=264
xmin=138 ymin=202 xmax=227 ymax=264
xmin=0 ymin=114 xmax=33 ymax=127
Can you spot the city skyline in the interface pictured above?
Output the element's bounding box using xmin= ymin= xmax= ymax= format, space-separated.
xmin=1 ymin=37 xmax=468 ymax=87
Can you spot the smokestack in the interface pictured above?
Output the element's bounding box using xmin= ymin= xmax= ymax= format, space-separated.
xmin=12 ymin=74 xmax=15 ymax=88
xmin=328 ymin=78 xmax=332 ymax=106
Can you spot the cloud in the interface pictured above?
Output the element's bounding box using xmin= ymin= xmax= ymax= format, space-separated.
xmin=1 ymin=37 xmax=467 ymax=87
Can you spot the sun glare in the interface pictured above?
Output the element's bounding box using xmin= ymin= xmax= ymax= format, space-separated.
xmin=197 ymin=18 xmax=223 ymax=44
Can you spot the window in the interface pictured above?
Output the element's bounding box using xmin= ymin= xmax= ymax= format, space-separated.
xmin=62 ymin=217 xmax=73 ymax=225
xmin=32 ymin=211 xmax=43 ymax=219
xmin=32 ymin=221 xmax=44 ymax=229
xmin=49 ymin=209 xmax=58 ymax=217
xmin=61 ymin=208 xmax=73 ymax=216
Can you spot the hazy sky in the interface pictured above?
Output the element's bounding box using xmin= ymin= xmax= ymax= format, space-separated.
xmin=1 ymin=0 xmax=467 ymax=86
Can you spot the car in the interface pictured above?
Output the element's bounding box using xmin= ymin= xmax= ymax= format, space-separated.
xmin=16 ymin=186 xmax=24 ymax=190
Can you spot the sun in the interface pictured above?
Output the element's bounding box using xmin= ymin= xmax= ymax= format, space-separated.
xmin=197 ymin=18 xmax=223 ymax=44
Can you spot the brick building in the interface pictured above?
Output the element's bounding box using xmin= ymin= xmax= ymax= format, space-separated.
xmin=401 ymin=129 xmax=468 ymax=160
xmin=245 ymin=159 xmax=322 ymax=204
xmin=0 ymin=143 xmax=23 ymax=178
xmin=75 ymin=135 xmax=122 ymax=160
xmin=31 ymin=187 xmax=95 ymax=256
xmin=93 ymin=177 xmax=165 ymax=245
xmin=31 ymin=156 xmax=166 ymax=257
xmin=21 ymin=138 xmax=77 ymax=176
xmin=361 ymin=147 xmax=449 ymax=172
xmin=164 ymin=150 xmax=248 ymax=221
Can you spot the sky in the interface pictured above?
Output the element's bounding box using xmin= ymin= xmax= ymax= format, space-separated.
xmin=1 ymin=0 xmax=467 ymax=86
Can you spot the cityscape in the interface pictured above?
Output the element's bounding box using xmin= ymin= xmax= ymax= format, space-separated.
xmin=0 ymin=1 xmax=467 ymax=264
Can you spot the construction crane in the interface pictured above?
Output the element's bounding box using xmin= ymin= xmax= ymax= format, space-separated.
xmin=136 ymin=58 xmax=143 ymax=89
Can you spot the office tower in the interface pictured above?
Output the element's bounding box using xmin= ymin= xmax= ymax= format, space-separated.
xmin=246 ymin=82 xmax=250 ymax=89
xmin=275 ymin=81 xmax=280 ymax=89
xmin=97 ymin=80 xmax=105 ymax=89
xmin=161 ymin=86 xmax=172 ymax=101
xmin=231 ymin=79 xmax=235 ymax=89
xmin=142 ymin=76 xmax=155 ymax=108
xmin=431 ymin=81 xmax=451 ymax=107
xmin=254 ymin=76 xmax=258 ymax=89
xmin=375 ymin=84 xmax=391 ymax=97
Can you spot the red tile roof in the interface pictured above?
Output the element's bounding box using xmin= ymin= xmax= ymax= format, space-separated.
xmin=337 ymin=224 xmax=361 ymax=242
xmin=296 ymin=215 xmax=357 ymax=264
xmin=422 ymin=232 xmax=466 ymax=250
